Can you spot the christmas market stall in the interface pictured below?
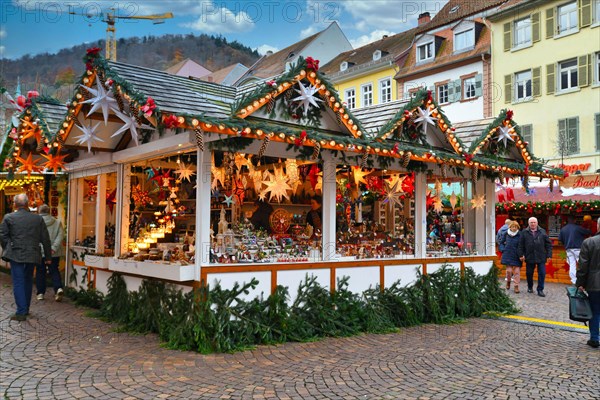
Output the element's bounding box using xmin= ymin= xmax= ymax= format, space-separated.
xmin=44 ymin=50 xmax=564 ymax=299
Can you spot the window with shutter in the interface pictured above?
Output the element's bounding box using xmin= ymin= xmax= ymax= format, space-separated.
xmin=557 ymin=2 xmax=578 ymax=34
xmin=532 ymin=67 xmax=541 ymax=97
xmin=559 ymin=59 xmax=578 ymax=90
xmin=503 ymin=22 xmax=512 ymax=51
xmin=345 ymin=88 xmax=356 ymax=109
xmin=595 ymin=113 xmax=600 ymax=150
xmin=513 ymin=17 xmax=532 ymax=48
xmin=532 ymin=12 xmax=541 ymax=42
xmin=580 ymin=0 xmax=592 ymax=27
xmin=361 ymin=83 xmax=373 ymax=107
xmin=514 ymin=70 xmax=533 ymax=101
xmin=520 ymin=124 xmax=533 ymax=153
xmin=578 ymin=55 xmax=590 ymax=87
xmin=595 ymin=0 xmax=600 ymax=24
xmin=463 ymin=77 xmax=477 ymax=100
xmin=558 ymin=117 xmax=579 ymax=155
xmin=474 ymin=74 xmax=483 ymax=97
xmin=546 ymin=8 xmax=555 ymax=38
xmin=504 ymin=75 xmax=512 ymax=103
xmin=595 ymin=52 xmax=600 ymax=84
xmin=546 ymin=63 xmax=556 ymax=94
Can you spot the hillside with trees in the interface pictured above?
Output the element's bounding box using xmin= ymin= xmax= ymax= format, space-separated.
xmin=0 ymin=34 xmax=260 ymax=100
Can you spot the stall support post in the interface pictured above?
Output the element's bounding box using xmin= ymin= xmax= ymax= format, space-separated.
xmin=474 ymin=179 xmax=486 ymax=255
xmin=66 ymin=177 xmax=81 ymax=287
xmin=196 ymin=147 xmax=212 ymax=281
xmin=414 ymin=172 xmax=427 ymax=258
xmin=95 ymin=175 xmax=107 ymax=254
xmin=116 ymin=164 xmax=131 ymax=257
xmin=322 ymin=155 xmax=336 ymax=261
xmin=485 ymin=179 xmax=496 ymax=255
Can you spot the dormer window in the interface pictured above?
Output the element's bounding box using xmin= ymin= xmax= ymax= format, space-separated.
xmin=454 ymin=28 xmax=474 ymax=52
xmin=417 ymin=41 xmax=434 ymax=62
xmin=373 ymin=50 xmax=382 ymax=61
xmin=340 ymin=61 xmax=355 ymax=72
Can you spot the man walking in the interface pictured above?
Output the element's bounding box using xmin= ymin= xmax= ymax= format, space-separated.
xmin=0 ymin=194 xmax=52 ymax=321
xmin=559 ymin=215 xmax=591 ymax=284
xmin=35 ymin=204 xmax=65 ymax=302
xmin=518 ymin=217 xmax=552 ymax=297
xmin=576 ymin=217 xmax=600 ymax=348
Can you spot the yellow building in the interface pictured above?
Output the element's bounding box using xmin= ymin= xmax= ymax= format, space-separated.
xmin=489 ymin=0 xmax=600 ymax=172
xmin=320 ymin=27 xmax=418 ymax=109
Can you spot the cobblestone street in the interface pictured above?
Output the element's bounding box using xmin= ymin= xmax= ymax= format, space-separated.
xmin=1 ymin=272 xmax=598 ymax=399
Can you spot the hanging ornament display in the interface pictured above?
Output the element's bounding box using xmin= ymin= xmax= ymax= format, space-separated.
xmin=312 ymin=141 xmax=321 ymax=160
xmin=285 ymin=159 xmax=300 ymax=192
xmin=194 ymin=127 xmax=204 ymax=151
xmin=449 ymin=192 xmax=458 ymax=210
xmin=383 ymin=178 xmax=405 ymax=208
xmin=132 ymin=184 xmax=152 ymax=208
xmin=258 ymin=136 xmax=270 ymax=158
xmin=15 ymin=153 xmax=42 ymax=176
xmin=211 ymin=166 xmax=226 ymax=190
xmin=74 ymin=121 xmax=103 ymax=153
xmin=496 ymin=125 xmax=514 ymax=148
xmin=292 ymin=82 xmax=323 ymax=116
xmin=308 ymin=164 xmax=320 ymax=190
xmin=106 ymin=189 xmax=117 ymax=213
xmin=470 ymin=194 xmax=486 ymax=210
xmin=79 ymin=83 xmax=118 ymax=125
xmin=260 ymin=167 xmax=292 ymax=203
xmin=111 ymin=109 xmax=153 ymax=146
xmin=433 ymin=197 xmax=444 ymax=214
xmin=232 ymin=177 xmax=246 ymax=204
xmin=174 ymin=163 xmax=196 ymax=182
xmin=41 ymin=152 xmax=68 ymax=174
xmin=352 ymin=166 xmax=371 ymax=187
xmin=414 ymin=106 xmax=438 ymax=136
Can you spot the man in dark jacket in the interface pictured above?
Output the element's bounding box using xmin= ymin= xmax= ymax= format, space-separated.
xmin=559 ymin=215 xmax=591 ymax=284
xmin=517 ymin=217 xmax=552 ymax=297
xmin=577 ymin=217 xmax=600 ymax=348
xmin=0 ymin=194 xmax=52 ymax=321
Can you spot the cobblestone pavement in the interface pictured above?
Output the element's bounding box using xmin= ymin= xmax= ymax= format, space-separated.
xmin=1 ymin=272 xmax=598 ymax=400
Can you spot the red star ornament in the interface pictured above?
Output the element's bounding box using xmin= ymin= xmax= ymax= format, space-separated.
xmin=232 ymin=177 xmax=245 ymax=204
xmin=545 ymin=259 xmax=559 ymax=279
xmin=106 ymin=189 xmax=117 ymax=213
xmin=41 ymin=152 xmax=68 ymax=174
xmin=16 ymin=153 xmax=42 ymax=176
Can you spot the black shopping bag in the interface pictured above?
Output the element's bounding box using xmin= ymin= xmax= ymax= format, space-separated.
xmin=566 ymin=287 xmax=593 ymax=323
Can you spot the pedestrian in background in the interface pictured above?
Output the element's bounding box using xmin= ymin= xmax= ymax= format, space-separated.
xmin=496 ymin=218 xmax=511 ymax=253
xmin=0 ymin=194 xmax=52 ymax=321
xmin=35 ymin=204 xmax=65 ymax=302
xmin=559 ymin=215 xmax=591 ymax=285
xmin=500 ymin=220 xmax=522 ymax=293
xmin=518 ymin=217 xmax=552 ymax=297
xmin=576 ymin=216 xmax=600 ymax=348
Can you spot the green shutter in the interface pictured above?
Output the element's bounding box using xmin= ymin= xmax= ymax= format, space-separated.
xmin=474 ymin=74 xmax=483 ymax=97
xmin=578 ymin=54 xmax=590 ymax=87
xmin=503 ymin=22 xmax=512 ymax=51
xmin=558 ymin=119 xmax=567 ymax=155
xmin=532 ymin=67 xmax=541 ymax=97
xmin=546 ymin=63 xmax=555 ymax=94
xmin=532 ymin=12 xmax=541 ymax=42
xmin=546 ymin=8 xmax=555 ymax=38
xmin=453 ymin=79 xmax=462 ymax=102
xmin=504 ymin=74 xmax=512 ymax=103
xmin=580 ymin=0 xmax=592 ymax=27
xmin=595 ymin=113 xmax=600 ymax=150
xmin=568 ymin=117 xmax=579 ymax=154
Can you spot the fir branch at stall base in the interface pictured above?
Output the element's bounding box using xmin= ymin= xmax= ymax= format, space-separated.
xmin=75 ymin=264 xmax=518 ymax=354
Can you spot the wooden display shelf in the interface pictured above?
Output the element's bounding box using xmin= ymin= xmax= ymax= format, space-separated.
xmin=109 ymin=258 xmax=195 ymax=281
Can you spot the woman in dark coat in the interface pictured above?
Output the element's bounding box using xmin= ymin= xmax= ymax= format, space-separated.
xmin=500 ymin=221 xmax=522 ymax=293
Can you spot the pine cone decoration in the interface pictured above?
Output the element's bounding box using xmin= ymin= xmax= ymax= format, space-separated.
xmin=471 ymin=164 xmax=479 ymax=184
xmin=285 ymin=89 xmax=294 ymax=102
xmin=258 ymin=136 xmax=270 ymax=158
xmin=312 ymin=141 xmax=321 ymax=160
xmin=498 ymin=169 xmax=505 ymax=183
xmin=360 ymin=152 xmax=369 ymax=169
xmin=130 ymin=102 xmax=143 ymax=127
xmin=402 ymin=152 xmax=411 ymax=168
xmin=336 ymin=111 xmax=342 ymax=126
xmin=195 ymin=128 xmax=204 ymax=151
xmin=549 ymin=178 xmax=554 ymax=192
xmin=114 ymin=89 xmax=125 ymax=113
xmin=96 ymin=70 xmax=107 ymax=90
xmin=522 ymin=174 xmax=529 ymax=190
xmin=266 ymin=97 xmax=276 ymax=114
xmin=36 ymin=139 xmax=45 ymax=152
xmin=56 ymin=134 xmax=65 ymax=147
xmin=440 ymin=163 xmax=448 ymax=179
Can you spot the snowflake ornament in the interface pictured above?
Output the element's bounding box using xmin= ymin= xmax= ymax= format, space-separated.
xmin=80 ymin=83 xmax=118 ymax=125
xmin=414 ymin=106 xmax=438 ymax=136
xmin=292 ymin=82 xmax=323 ymax=116
xmin=496 ymin=125 xmax=514 ymax=148
xmin=74 ymin=122 xmax=104 ymax=153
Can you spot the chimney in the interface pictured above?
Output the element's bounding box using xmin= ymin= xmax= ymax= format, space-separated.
xmin=266 ymin=50 xmax=273 ymax=56
xmin=418 ymin=12 xmax=431 ymax=26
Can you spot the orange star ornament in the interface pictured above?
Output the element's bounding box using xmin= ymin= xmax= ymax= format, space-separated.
xmin=20 ymin=119 xmax=43 ymax=144
xmin=41 ymin=152 xmax=68 ymax=174
xmin=16 ymin=153 xmax=43 ymax=176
